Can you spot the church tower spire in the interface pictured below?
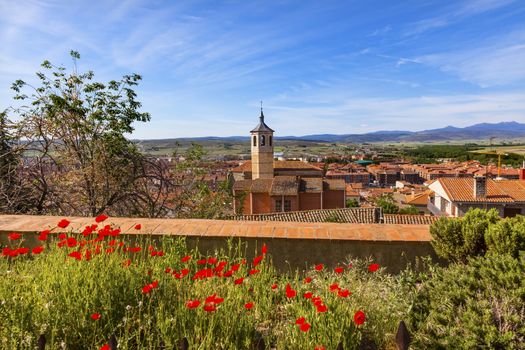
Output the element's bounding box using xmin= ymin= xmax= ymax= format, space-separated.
xmin=250 ymin=104 xmax=274 ymax=179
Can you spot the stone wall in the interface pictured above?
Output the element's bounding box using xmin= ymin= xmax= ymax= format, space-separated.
xmin=0 ymin=215 xmax=440 ymax=273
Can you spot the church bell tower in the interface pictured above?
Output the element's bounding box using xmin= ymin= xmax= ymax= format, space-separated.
xmin=250 ymin=105 xmax=274 ymax=179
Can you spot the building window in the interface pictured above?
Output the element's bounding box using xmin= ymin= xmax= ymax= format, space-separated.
xmin=253 ymin=136 xmax=256 ymax=146
xmin=275 ymin=199 xmax=282 ymax=212
xmin=261 ymin=135 xmax=265 ymax=146
xmin=275 ymin=199 xmax=292 ymax=212
xmin=269 ymin=136 xmax=272 ymax=146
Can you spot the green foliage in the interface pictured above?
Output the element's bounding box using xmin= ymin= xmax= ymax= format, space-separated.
xmin=485 ymin=215 xmax=525 ymax=257
xmin=8 ymin=51 xmax=150 ymax=216
xmin=374 ymin=194 xmax=399 ymax=214
xmin=345 ymin=199 xmax=360 ymax=208
xmin=430 ymin=208 xmax=500 ymax=262
xmin=398 ymin=205 xmax=419 ymax=215
xmin=402 ymin=144 xmax=524 ymax=167
xmin=409 ymin=254 xmax=525 ymax=349
xmin=324 ymin=212 xmax=345 ymax=223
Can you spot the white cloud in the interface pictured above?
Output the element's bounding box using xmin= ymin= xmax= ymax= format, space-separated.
xmin=417 ymin=30 xmax=525 ymax=87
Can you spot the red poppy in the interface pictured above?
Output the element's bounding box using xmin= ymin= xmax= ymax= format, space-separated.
xmin=303 ymin=292 xmax=313 ymax=299
xmin=311 ymin=296 xmax=323 ymax=306
xmin=134 ymin=224 xmax=141 ymax=230
xmin=249 ymin=269 xmax=260 ymax=275
xmin=180 ymin=268 xmax=190 ymax=276
xmin=244 ymin=302 xmax=254 ymax=310
xmin=271 ymin=283 xmax=278 ymax=290
xmin=207 ymin=257 xmax=218 ymax=265
xmin=123 ymin=259 xmax=131 ymax=267
xmin=295 ymin=317 xmax=306 ymax=325
xmin=304 ymin=277 xmax=312 ymax=284
xmin=38 ymin=230 xmax=49 ymax=241
xmin=315 ymin=347 xmax=326 ymax=350
xmin=57 ymin=219 xmax=70 ymax=229
xmin=338 ymin=289 xmax=351 ymax=298
xmin=95 ymin=214 xmax=108 ymax=223
xmin=151 ymin=280 xmax=159 ymax=288
xmin=197 ymin=259 xmax=206 ymax=265
xmin=329 ymin=283 xmax=340 ymax=291
xmin=253 ymin=255 xmax=264 ymax=267
xmin=203 ymin=304 xmax=216 ymax=312
xmin=8 ymin=232 xmax=21 ymax=240
xmin=354 ymin=310 xmax=366 ymax=325
xmin=67 ymin=237 xmax=77 ymax=247
xmin=334 ymin=266 xmax=344 ymax=274
xmin=32 ymin=246 xmax=44 ymax=255
xmin=142 ymin=285 xmax=152 ymax=294
xmin=285 ymin=284 xmax=296 ymax=298
xmin=100 ymin=345 xmax=110 ymax=350
xmin=316 ymin=304 xmax=328 ymax=313
xmin=186 ymin=299 xmax=200 ymax=309
xmin=165 ymin=267 xmax=172 ymax=273
xmin=261 ymin=243 xmax=268 ymax=254
xmin=90 ymin=313 xmax=101 ymax=320
xmin=231 ymin=263 xmax=241 ymax=271
xmin=17 ymin=247 xmax=29 ymax=255
xmin=68 ymin=251 xmax=82 ymax=260
xmin=181 ymin=255 xmax=191 ymax=262
xmin=234 ymin=277 xmax=244 ymax=285
xmin=315 ymin=264 xmax=324 ymax=271
xmin=300 ymin=323 xmax=311 ymax=332
xmin=368 ymin=263 xmax=380 ymax=272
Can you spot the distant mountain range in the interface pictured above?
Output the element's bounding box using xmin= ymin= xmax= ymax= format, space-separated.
xmin=144 ymin=121 xmax=525 ymax=143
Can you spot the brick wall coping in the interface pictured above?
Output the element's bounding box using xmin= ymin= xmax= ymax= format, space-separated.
xmin=0 ymin=215 xmax=432 ymax=242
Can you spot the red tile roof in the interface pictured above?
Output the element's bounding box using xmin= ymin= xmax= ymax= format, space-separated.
xmin=232 ymin=160 xmax=322 ymax=172
xmin=438 ymin=178 xmax=525 ymax=203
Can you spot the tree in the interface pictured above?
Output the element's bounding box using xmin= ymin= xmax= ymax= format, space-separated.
xmin=9 ymin=51 xmax=150 ymax=216
xmin=399 ymin=205 xmax=419 ymax=215
xmin=0 ymin=111 xmax=27 ymax=213
xmin=345 ymin=198 xmax=359 ymax=208
xmin=170 ymin=143 xmax=233 ymax=219
xmin=374 ymin=194 xmax=399 ymax=214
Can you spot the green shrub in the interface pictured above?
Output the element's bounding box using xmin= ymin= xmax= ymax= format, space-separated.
xmin=409 ymin=254 xmax=525 ymax=349
xmin=430 ymin=208 xmax=500 ymax=262
xmin=485 ymin=215 xmax=525 ymax=257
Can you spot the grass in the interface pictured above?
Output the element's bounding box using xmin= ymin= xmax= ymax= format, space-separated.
xmin=0 ymin=218 xmax=414 ymax=350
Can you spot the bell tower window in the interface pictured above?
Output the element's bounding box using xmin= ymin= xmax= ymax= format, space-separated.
xmin=253 ymin=136 xmax=257 ymax=146
xmin=261 ymin=135 xmax=266 ymax=146
xmin=269 ymin=136 xmax=272 ymax=146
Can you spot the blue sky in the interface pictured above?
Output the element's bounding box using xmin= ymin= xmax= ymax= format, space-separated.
xmin=1 ymin=0 xmax=524 ymax=138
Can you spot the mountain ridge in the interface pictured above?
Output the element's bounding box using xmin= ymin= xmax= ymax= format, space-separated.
xmin=137 ymin=121 xmax=525 ymax=143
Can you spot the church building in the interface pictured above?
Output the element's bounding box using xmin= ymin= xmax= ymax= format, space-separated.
xmin=232 ymin=109 xmax=346 ymax=214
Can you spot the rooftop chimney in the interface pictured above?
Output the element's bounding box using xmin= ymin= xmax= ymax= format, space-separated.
xmin=520 ymin=161 xmax=525 ymax=181
xmin=474 ymin=175 xmax=487 ymax=198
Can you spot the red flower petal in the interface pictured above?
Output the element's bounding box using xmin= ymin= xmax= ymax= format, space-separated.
xmin=181 ymin=255 xmax=191 ymax=262
xmin=234 ymin=277 xmax=244 ymax=285
xmin=57 ymin=219 xmax=70 ymax=229
xmin=299 ymin=323 xmax=311 ymax=332
xmin=295 ymin=316 xmax=306 ymax=325
xmin=315 ymin=264 xmax=324 ymax=271
xmin=95 ymin=214 xmax=108 ymax=223
xmin=32 ymin=246 xmax=44 ymax=255
xmin=368 ymin=263 xmax=380 ymax=272
xmin=90 ymin=313 xmax=101 ymax=320
xmin=334 ymin=266 xmax=344 ymax=274
xmin=354 ymin=310 xmax=366 ymax=325
xmin=8 ymin=232 xmax=21 ymax=240
xmin=134 ymin=224 xmax=141 ymax=230
xmin=244 ymin=302 xmax=254 ymax=310
xmin=261 ymin=243 xmax=267 ymax=254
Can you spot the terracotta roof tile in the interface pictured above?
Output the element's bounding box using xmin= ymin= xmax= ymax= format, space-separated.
xmin=231 ymin=160 xmax=322 ymax=172
xmin=270 ymin=176 xmax=298 ymax=196
xmin=438 ymin=178 xmax=525 ymax=203
xmin=323 ymin=179 xmax=346 ymax=191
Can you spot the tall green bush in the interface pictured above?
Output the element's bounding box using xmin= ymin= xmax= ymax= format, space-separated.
xmin=430 ymin=208 xmax=500 ymax=262
xmin=409 ymin=254 xmax=525 ymax=349
xmin=485 ymin=215 xmax=525 ymax=257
